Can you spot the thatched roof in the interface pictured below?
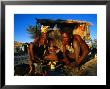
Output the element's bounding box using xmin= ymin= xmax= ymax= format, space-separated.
xmin=36 ymin=19 xmax=92 ymax=28
xmin=36 ymin=19 xmax=92 ymax=35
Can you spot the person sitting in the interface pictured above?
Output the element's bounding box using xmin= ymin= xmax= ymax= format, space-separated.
xmin=60 ymin=32 xmax=89 ymax=66
xmin=27 ymin=35 xmax=39 ymax=75
xmin=27 ymin=33 xmax=47 ymax=75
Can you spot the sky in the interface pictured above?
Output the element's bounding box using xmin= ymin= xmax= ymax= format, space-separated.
xmin=14 ymin=14 xmax=97 ymax=43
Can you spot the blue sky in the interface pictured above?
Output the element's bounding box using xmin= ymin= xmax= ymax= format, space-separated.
xmin=14 ymin=14 xmax=97 ymax=43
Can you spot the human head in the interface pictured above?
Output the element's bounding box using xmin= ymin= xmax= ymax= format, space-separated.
xmin=78 ymin=24 xmax=86 ymax=31
xmin=62 ymin=32 xmax=69 ymax=43
xmin=39 ymin=33 xmax=47 ymax=44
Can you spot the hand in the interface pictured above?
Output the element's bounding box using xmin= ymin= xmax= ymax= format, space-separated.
xmin=62 ymin=41 xmax=67 ymax=46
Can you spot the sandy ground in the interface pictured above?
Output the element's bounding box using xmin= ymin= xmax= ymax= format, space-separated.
xmin=64 ymin=56 xmax=97 ymax=76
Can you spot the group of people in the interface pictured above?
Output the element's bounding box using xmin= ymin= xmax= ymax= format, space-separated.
xmin=27 ymin=26 xmax=89 ymax=76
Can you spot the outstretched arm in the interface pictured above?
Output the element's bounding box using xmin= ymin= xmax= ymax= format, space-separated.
xmin=72 ymin=39 xmax=80 ymax=62
xmin=27 ymin=43 xmax=34 ymax=75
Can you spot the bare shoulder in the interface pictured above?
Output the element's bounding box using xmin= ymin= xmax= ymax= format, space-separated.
xmin=73 ymin=34 xmax=87 ymax=45
xmin=73 ymin=34 xmax=83 ymax=42
xmin=74 ymin=34 xmax=81 ymax=39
